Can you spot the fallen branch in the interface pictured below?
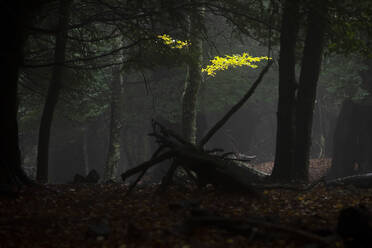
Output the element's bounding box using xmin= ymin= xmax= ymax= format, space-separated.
xmin=121 ymin=151 xmax=174 ymax=183
xmin=120 ymin=61 xmax=273 ymax=192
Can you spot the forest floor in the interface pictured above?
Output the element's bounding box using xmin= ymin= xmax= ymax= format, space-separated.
xmin=1 ymin=158 xmax=371 ymax=248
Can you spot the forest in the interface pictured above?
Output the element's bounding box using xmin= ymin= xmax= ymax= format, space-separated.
xmin=1 ymin=0 xmax=372 ymax=247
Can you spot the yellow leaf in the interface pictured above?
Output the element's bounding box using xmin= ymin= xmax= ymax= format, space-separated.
xmin=202 ymin=53 xmax=270 ymax=76
xmin=157 ymin=34 xmax=190 ymax=49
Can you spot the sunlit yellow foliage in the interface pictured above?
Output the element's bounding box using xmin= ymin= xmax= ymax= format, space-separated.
xmin=202 ymin=53 xmax=271 ymax=77
xmin=157 ymin=34 xmax=190 ymax=49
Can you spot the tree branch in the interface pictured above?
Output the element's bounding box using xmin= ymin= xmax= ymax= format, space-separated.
xmin=199 ymin=60 xmax=273 ymax=147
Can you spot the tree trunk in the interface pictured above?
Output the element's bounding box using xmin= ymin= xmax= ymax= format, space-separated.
xmin=294 ymin=0 xmax=328 ymax=182
xmin=314 ymin=97 xmax=327 ymax=158
xmin=359 ymin=59 xmax=372 ymax=95
xmin=121 ymin=128 xmax=134 ymax=170
xmin=329 ymin=99 xmax=372 ymax=178
xmin=182 ymin=1 xmax=204 ymax=144
xmin=271 ymin=0 xmax=299 ymax=182
xmin=82 ymin=127 xmax=89 ymax=176
xmin=329 ymin=100 xmax=357 ymax=178
xmin=103 ymin=66 xmax=123 ymax=181
xmin=36 ymin=0 xmax=72 ymax=183
xmin=0 ymin=1 xmax=45 ymax=185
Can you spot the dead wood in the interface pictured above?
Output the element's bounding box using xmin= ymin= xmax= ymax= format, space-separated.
xmin=120 ymin=61 xmax=273 ymax=192
xmin=123 ymin=121 xmax=268 ymax=193
xmin=121 ymin=151 xmax=174 ymax=183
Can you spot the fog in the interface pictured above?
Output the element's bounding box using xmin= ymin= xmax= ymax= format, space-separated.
xmin=18 ymin=46 xmax=367 ymax=183
xmin=16 ymin=4 xmax=371 ymax=184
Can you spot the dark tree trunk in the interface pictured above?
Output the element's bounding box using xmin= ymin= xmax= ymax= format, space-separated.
xmin=103 ymin=65 xmax=123 ymax=181
xmin=182 ymin=1 xmax=204 ymax=144
xmin=294 ymin=0 xmax=328 ymax=182
xmin=329 ymin=100 xmax=372 ymax=178
xmin=82 ymin=126 xmax=90 ymax=176
xmin=329 ymin=59 xmax=372 ymax=179
xmin=0 ymin=1 xmax=40 ymax=185
xmin=121 ymin=128 xmax=134 ymax=170
xmin=36 ymin=0 xmax=72 ymax=182
xmin=271 ymin=0 xmax=299 ymax=181
xmin=329 ymin=100 xmax=357 ymax=178
xmin=359 ymin=59 xmax=372 ymax=95
xmin=0 ymin=2 xmax=25 ymax=185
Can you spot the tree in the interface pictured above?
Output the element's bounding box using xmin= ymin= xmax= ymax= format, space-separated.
xmin=36 ymin=0 xmax=73 ymax=183
xmin=271 ymin=0 xmax=331 ymax=182
xmin=270 ymin=0 xmax=299 ymax=182
xmin=294 ymin=0 xmax=329 ymax=181
xmin=103 ymin=65 xmax=124 ymax=181
xmin=0 ymin=0 xmax=47 ymax=185
xmin=181 ymin=0 xmax=204 ymax=144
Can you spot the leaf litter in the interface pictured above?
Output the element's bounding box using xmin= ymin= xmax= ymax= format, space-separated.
xmin=0 ymin=158 xmax=371 ymax=248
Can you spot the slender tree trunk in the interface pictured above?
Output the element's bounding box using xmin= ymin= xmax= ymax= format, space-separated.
xmin=294 ymin=0 xmax=328 ymax=181
xmin=36 ymin=0 xmax=72 ymax=183
xmin=121 ymin=128 xmax=134 ymax=170
xmin=103 ymin=66 xmax=123 ymax=181
xmin=142 ymin=134 xmax=151 ymax=161
xmin=271 ymin=0 xmax=299 ymax=182
xmin=182 ymin=1 xmax=204 ymax=144
xmin=316 ymin=99 xmax=326 ymax=158
xmin=82 ymin=127 xmax=89 ymax=175
xmin=359 ymin=59 xmax=372 ymax=95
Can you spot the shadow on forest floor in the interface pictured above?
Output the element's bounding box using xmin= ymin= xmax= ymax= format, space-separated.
xmin=1 ymin=158 xmax=369 ymax=248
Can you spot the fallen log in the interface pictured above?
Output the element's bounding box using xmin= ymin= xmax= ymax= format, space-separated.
xmin=121 ymin=121 xmax=268 ymax=193
xmin=173 ymin=146 xmax=268 ymax=190
xmin=120 ymin=61 xmax=273 ymax=193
